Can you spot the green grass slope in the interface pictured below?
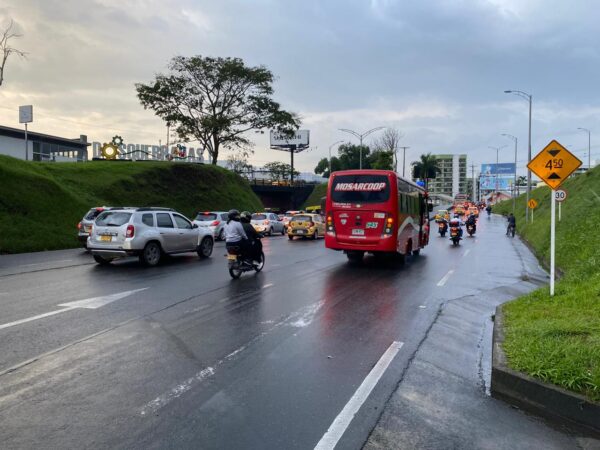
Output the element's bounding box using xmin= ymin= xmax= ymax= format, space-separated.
xmin=302 ymin=183 xmax=327 ymax=209
xmin=494 ymin=168 xmax=600 ymax=401
xmin=0 ymin=156 xmax=262 ymax=253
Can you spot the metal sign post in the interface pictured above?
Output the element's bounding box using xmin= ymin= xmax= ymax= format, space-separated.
xmin=19 ymin=105 xmax=33 ymax=161
xmin=528 ymin=198 xmax=537 ymax=223
xmin=550 ymin=190 xmax=556 ymax=296
xmin=528 ymin=141 xmax=581 ymax=297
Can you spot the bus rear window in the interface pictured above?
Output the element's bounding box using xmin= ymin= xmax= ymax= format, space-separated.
xmin=331 ymin=175 xmax=390 ymax=204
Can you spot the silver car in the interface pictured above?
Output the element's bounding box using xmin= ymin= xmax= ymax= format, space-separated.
xmin=251 ymin=212 xmax=286 ymax=236
xmin=87 ymin=207 xmax=214 ymax=266
xmin=192 ymin=211 xmax=229 ymax=240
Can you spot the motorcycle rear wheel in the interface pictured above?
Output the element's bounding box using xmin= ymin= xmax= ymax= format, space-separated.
xmin=254 ymin=252 xmax=265 ymax=272
xmin=229 ymin=266 xmax=242 ymax=279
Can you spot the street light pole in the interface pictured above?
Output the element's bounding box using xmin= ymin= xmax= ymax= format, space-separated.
xmin=505 ymin=90 xmax=532 ymax=222
xmin=398 ymin=146 xmax=410 ymax=177
xmin=339 ymin=127 xmax=386 ymax=169
xmin=328 ymin=140 xmax=344 ymax=176
xmin=488 ymin=145 xmax=506 ymax=204
xmin=577 ymin=127 xmax=591 ymax=171
xmin=502 ymin=134 xmax=518 ymax=215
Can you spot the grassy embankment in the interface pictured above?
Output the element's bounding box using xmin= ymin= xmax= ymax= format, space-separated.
xmin=494 ymin=167 xmax=600 ymax=401
xmin=0 ymin=156 xmax=263 ymax=254
xmin=302 ymin=183 xmax=327 ymax=209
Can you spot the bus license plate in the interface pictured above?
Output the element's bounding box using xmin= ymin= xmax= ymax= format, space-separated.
xmin=352 ymin=229 xmax=365 ymax=236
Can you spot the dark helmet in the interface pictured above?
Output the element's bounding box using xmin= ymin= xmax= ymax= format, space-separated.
xmin=228 ymin=209 xmax=240 ymax=221
xmin=240 ymin=211 xmax=252 ymax=223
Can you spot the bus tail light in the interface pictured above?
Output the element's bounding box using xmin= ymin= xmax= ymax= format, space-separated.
xmin=383 ymin=215 xmax=394 ymax=236
xmin=326 ymin=212 xmax=335 ymax=233
xmin=126 ymin=224 xmax=135 ymax=238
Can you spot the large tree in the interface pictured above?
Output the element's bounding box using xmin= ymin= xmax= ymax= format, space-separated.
xmin=412 ymin=153 xmax=440 ymax=189
xmin=0 ymin=20 xmax=26 ymax=88
xmin=136 ymin=55 xmax=300 ymax=164
xmin=338 ymin=143 xmax=371 ymax=170
xmin=368 ymin=150 xmax=394 ymax=170
xmin=314 ymin=156 xmax=342 ymax=178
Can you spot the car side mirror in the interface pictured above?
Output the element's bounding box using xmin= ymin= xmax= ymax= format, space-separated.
xmin=192 ymin=223 xmax=198 ymax=229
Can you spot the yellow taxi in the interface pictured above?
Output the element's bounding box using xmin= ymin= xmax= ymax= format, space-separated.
xmin=287 ymin=213 xmax=325 ymax=240
xmin=468 ymin=206 xmax=479 ymax=217
xmin=454 ymin=205 xmax=465 ymax=216
xmin=434 ymin=209 xmax=450 ymax=221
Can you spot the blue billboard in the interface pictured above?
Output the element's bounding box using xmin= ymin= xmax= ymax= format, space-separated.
xmin=479 ymin=176 xmax=514 ymax=191
xmin=481 ymin=163 xmax=516 ymax=177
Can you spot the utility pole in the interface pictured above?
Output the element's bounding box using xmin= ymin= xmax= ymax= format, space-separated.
xmin=398 ymin=146 xmax=409 ymax=177
xmin=578 ymin=128 xmax=591 ymax=171
xmin=470 ymin=164 xmax=477 ymax=201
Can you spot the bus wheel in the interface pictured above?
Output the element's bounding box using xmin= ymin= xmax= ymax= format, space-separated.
xmin=346 ymin=251 xmax=364 ymax=263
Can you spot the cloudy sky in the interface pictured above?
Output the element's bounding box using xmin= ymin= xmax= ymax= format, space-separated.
xmin=1 ymin=0 xmax=599 ymax=173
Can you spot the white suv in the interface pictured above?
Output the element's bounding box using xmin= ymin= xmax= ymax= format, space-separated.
xmin=88 ymin=207 xmax=214 ymax=266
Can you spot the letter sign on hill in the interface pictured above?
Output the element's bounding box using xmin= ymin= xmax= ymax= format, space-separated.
xmin=527 ymin=140 xmax=582 ymax=189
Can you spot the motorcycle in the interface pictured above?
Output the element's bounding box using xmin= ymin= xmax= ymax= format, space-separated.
xmin=226 ymin=245 xmax=265 ymax=279
xmin=438 ymin=221 xmax=448 ymax=237
xmin=466 ymin=223 xmax=476 ymax=237
xmin=449 ymin=225 xmax=462 ymax=246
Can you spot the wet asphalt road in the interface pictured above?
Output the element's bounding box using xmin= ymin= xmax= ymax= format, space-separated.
xmin=0 ymin=215 xmax=586 ymax=449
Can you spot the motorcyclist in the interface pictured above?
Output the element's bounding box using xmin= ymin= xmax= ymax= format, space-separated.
xmin=466 ymin=213 xmax=477 ymax=232
xmin=449 ymin=215 xmax=463 ymax=237
xmin=240 ymin=211 xmax=262 ymax=264
xmin=506 ymin=213 xmax=516 ymax=236
xmin=224 ymin=209 xmax=249 ymax=256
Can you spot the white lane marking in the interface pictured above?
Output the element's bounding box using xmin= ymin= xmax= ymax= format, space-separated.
xmin=262 ymin=283 xmax=274 ymax=289
xmin=314 ymin=341 xmax=404 ymax=450
xmin=462 ymin=249 xmax=471 ymax=257
xmin=58 ymin=288 xmax=148 ymax=309
xmin=0 ymin=288 xmax=148 ymax=331
xmin=437 ymin=270 xmax=454 ymax=287
xmin=0 ymin=307 xmax=76 ymax=330
xmin=20 ymin=259 xmax=73 ymax=268
xmin=140 ymin=299 xmax=328 ymax=416
xmin=290 ymin=300 xmax=324 ymax=328
xmin=140 ymin=367 xmax=215 ymax=416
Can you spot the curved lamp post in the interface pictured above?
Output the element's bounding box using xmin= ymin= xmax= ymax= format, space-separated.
xmin=504 ymin=89 xmax=532 ymax=221
xmin=501 ymin=133 xmax=518 ymax=214
xmin=339 ymin=127 xmax=385 ymax=169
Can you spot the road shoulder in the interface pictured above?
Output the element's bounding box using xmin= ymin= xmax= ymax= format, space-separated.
xmin=363 ymin=280 xmax=599 ymax=449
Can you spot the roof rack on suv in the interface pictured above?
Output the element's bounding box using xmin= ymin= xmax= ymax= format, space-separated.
xmin=135 ymin=207 xmax=175 ymax=211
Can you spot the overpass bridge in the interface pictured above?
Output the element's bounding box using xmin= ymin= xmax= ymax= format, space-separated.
xmin=249 ymin=180 xmax=316 ymax=211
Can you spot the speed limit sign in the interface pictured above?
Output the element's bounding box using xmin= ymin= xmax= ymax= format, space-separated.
xmin=555 ymin=189 xmax=567 ymax=202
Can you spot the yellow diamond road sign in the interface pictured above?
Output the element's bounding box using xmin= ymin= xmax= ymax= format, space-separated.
xmin=528 ymin=140 xmax=582 ymax=189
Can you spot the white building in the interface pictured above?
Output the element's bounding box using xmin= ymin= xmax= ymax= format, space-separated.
xmin=0 ymin=124 xmax=89 ymax=162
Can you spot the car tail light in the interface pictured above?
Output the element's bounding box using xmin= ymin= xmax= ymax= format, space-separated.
xmin=126 ymin=224 xmax=135 ymax=238
xmin=211 ymin=220 xmax=220 ymax=226
xmin=77 ymin=222 xmax=82 ymax=230
xmin=264 ymin=220 xmax=270 ymax=225
xmin=308 ymin=221 xmax=315 ymax=227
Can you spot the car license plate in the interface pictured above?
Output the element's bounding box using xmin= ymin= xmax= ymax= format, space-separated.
xmin=100 ymin=235 xmax=112 ymax=242
xmin=352 ymin=229 xmax=365 ymax=236
xmin=227 ymin=254 xmax=237 ymax=260
xmin=296 ymin=230 xmax=304 ymax=234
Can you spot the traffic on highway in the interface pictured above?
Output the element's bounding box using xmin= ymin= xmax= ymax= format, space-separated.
xmin=1 ymin=169 xmax=587 ymax=449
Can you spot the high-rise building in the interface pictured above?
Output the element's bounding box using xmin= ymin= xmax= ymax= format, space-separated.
xmin=417 ymin=154 xmax=467 ymax=198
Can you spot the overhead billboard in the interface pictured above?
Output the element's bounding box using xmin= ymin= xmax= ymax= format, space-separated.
xmin=270 ymin=129 xmax=309 ymax=147
xmin=480 ymin=163 xmax=516 ymax=177
xmin=479 ymin=175 xmax=514 ymax=191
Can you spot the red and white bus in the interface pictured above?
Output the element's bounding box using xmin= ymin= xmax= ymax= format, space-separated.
xmin=324 ymin=170 xmax=431 ymax=262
